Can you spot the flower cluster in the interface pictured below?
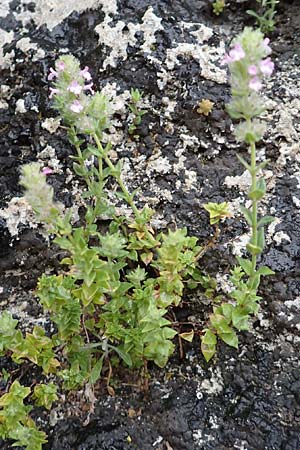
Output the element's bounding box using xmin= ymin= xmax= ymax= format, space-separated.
xmin=222 ymin=31 xmax=274 ymax=94
xmin=47 ymin=55 xmax=110 ymax=136
xmin=222 ymin=28 xmax=274 ymax=142
xmin=48 ymin=61 xmax=94 ymax=99
xmin=20 ymin=163 xmax=63 ymax=226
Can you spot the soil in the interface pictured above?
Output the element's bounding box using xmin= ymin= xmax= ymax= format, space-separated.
xmin=0 ymin=0 xmax=300 ymax=449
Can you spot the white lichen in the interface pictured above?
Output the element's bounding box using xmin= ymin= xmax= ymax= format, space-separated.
xmin=198 ymin=367 xmax=224 ymax=395
xmin=15 ymin=99 xmax=27 ymax=114
xmin=41 ymin=118 xmax=61 ymax=134
xmin=224 ymin=170 xmax=252 ymax=192
xmin=95 ymin=7 xmax=163 ymax=69
xmin=0 ymin=197 xmax=37 ymax=237
xmin=16 ymin=37 xmax=45 ymax=61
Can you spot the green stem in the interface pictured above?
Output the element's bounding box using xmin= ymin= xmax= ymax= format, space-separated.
xmin=250 ymin=139 xmax=257 ymax=281
xmin=74 ymin=140 xmax=92 ymax=188
xmin=71 ymin=130 xmax=102 ymax=227
xmin=93 ymin=133 xmax=140 ymax=218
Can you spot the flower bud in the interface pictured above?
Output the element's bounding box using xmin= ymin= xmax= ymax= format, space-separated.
xmin=20 ymin=163 xmax=63 ymax=228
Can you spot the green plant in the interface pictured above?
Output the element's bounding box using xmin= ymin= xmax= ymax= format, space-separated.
xmin=0 ymin=311 xmax=59 ymax=373
xmin=0 ymin=381 xmax=47 ymax=450
xmin=128 ymin=88 xmax=147 ymax=136
xmin=212 ymin=0 xmax=226 ymax=16
xmin=201 ymin=28 xmax=275 ymax=361
xmin=32 ymin=383 xmax=58 ymax=410
xmin=203 ymin=202 xmax=231 ymax=225
xmin=0 ymin=60 xmax=208 ymax=450
xmin=16 ymin=55 xmax=204 ymax=389
xmin=247 ymin=0 xmax=279 ymax=33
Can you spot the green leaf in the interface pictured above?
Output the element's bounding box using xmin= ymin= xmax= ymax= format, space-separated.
xmin=210 ymin=314 xmax=232 ymax=334
xmin=201 ymin=342 xmax=216 ymax=362
xmin=87 ymin=145 xmax=102 ymax=158
xmin=246 ymin=243 xmax=262 ymax=256
xmin=0 ymin=311 xmax=18 ymax=335
xmin=110 ymin=161 xmax=122 ymax=178
xmin=232 ymin=308 xmax=250 ymax=331
xmin=53 ymin=236 xmax=73 ymax=251
xmin=220 ymin=303 xmax=234 ymax=321
xmin=1 ymin=368 xmax=10 ymax=382
xmin=248 ymin=188 xmax=265 ymax=201
xmin=151 ymin=340 xmax=175 ymax=368
xmin=257 ymin=215 xmax=274 ymax=227
xmin=179 ymin=330 xmax=194 ymax=342
xmin=257 ymin=265 xmax=275 ymax=276
xmin=111 ymin=346 xmax=133 ymax=367
xmin=240 ymin=206 xmax=253 ymax=226
xmin=249 ymin=273 xmax=261 ymax=290
xmin=6 ymin=326 xmax=60 ymax=374
xmin=130 ymin=88 xmax=143 ymax=103
xmin=219 ymin=330 xmax=238 ymax=348
xmin=89 ymin=354 xmax=105 ymax=385
xmin=256 ymin=160 xmax=269 ymax=171
xmin=236 ymin=257 xmax=252 ymax=276
xmin=201 ymin=330 xmax=217 ymax=362
xmin=236 ymin=154 xmax=251 ymax=171
xmin=73 ymin=162 xmax=89 ymax=177
xmin=98 ymin=231 xmax=128 ymax=259
xmin=257 ymin=227 xmax=265 ymax=251
xmin=248 ymin=178 xmax=266 ymax=201
xmin=202 ymin=329 xmax=217 ymax=346
xmin=60 ymin=257 xmax=73 ymax=265
xmin=246 ymin=9 xmax=260 ymax=19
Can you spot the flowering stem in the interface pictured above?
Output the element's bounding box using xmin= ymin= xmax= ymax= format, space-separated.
xmin=73 ymin=134 xmax=93 ymax=190
xmin=93 ymin=133 xmax=140 ymax=218
xmin=250 ymin=139 xmax=258 ymax=280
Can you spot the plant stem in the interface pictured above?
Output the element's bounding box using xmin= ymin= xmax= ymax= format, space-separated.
xmin=72 ymin=129 xmax=105 ymax=227
xmin=93 ymin=133 xmax=140 ymax=218
xmin=250 ymin=139 xmax=258 ymax=279
xmin=72 ymin=129 xmax=93 ymax=192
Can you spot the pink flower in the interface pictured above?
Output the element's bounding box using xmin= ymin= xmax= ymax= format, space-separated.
xmin=42 ymin=167 xmax=53 ymax=175
xmin=248 ymin=65 xmax=258 ymax=76
xmin=70 ymin=100 xmax=83 ymax=113
xmin=249 ymin=76 xmax=262 ymax=92
xmin=262 ymin=38 xmax=272 ymax=55
xmin=57 ymin=61 xmax=65 ymax=71
xmin=84 ymin=83 xmax=95 ymax=95
xmin=67 ymin=80 xmax=83 ymax=95
xmin=229 ymin=43 xmax=245 ymax=62
xmin=47 ymin=67 xmax=58 ymax=81
xmin=221 ymin=44 xmax=245 ymax=65
xmin=80 ymin=66 xmax=92 ymax=81
xmin=221 ymin=53 xmax=233 ymax=65
xmin=49 ymin=87 xmax=59 ymax=99
xmin=260 ymin=57 xmax=274 ymax=76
